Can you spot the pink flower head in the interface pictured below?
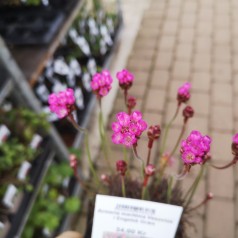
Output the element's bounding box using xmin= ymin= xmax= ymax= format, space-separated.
xmin=90 ymin=70 xmax=113 ymax=98
xmin=116 ymin=160 xmax=127 ymax=176
xmin=177 ymin=82 xmax=191 ymax=104
xmin=180 ymin=130 xmax=212 ymax=165
xmin=48 ymin=88 xmax=75 ymax=118
xmin=116 ymin=69 xmax=134 ymax=90
xmin=111 ymin=111 xmax=147 ymax=147
xmin=145 ymin=164 xmax=156 ymax=176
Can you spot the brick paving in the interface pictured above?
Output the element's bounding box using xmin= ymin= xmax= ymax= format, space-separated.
xmin=105 ymin=0 xmax=237 ymax=237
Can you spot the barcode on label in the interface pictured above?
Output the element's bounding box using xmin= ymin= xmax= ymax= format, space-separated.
xmin=102 ymin=232 xmax=149 ymax=238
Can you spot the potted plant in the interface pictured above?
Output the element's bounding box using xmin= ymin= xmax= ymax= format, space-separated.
xmin=47 ymin=69 xmax=237 ymax=237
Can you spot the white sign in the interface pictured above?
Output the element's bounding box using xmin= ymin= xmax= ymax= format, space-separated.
xmin=92 ymin=195 xmax=183 ymax=238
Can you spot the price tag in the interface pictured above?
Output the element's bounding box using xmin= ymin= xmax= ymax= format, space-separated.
xmin=92 ymin=195 xmax=183 ymax=238
xmin=17 ymin=161 xmax=32 ymax=181
xmin=74 ymin=88 xmax=84 ymax=109
xmin=0 ymin=125 xmax=10 ymax=144
xmin=82 ymin=73 xmax=92 ymax=92
xmin=29 ymin=134 xmax=43 ymax=149
xmin=2 ymin=185 xmax=17 ymax=209
xmin=35 ymin=84 xmax=49 ymax=102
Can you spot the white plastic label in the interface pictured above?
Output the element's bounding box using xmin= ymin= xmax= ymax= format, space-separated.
xmin=57 ymin=195 xmax=65 ymax=204
xmin=35 ymin=84 xmax=49 ymax=102
xmin=75 ymin=36 xmax=91 ymax=56
xmin=82 ymin=73 xmax=92 ymax=92
xmin=53 ymin=59 xmax=69 ymax=76
xmin=69 ymin=59 xmax=82 ymax=76
xmin=75 ymin=88 xmax=84 ymax=109
xmin=87 ymin=58 xmax=97 ymax=76
xmin=17 ymin=161 xmax=32 ymax=181
xmin=2 ymin=185 xmax=17 ymax=208
xmin=106 ymin=18 xmax=114 ymax=34
xmin=69 ymin=28 xmax=78 ymax=41
xmin=100 ymin=39 xmax=107 ymax=55
xmin=52 ymin=80 xmax=67 ymax=93
xmin=29 ymin=134 xmax=43 ymax=149
xmin=0 ymin=125 xmax=10 ymax=144
xmin=42 ymin=107 xmax=58 ymax=122
xmin=0 ymin=222 xmax=4 ymax=230
xmin=92 ymin=195 xmax=183 ymax=238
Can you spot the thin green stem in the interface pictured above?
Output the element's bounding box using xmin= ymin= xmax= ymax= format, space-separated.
xmin=166 ymin=176 xmax=173 ymax=203
xmin=170 ymin=121 xmax=187 ymax=158
xmin=98 ymin=101 xmax=113 ymax=173
xmin=141 ymin=186 xmax=147 ymax=200
xmin=67 ymin=115 xmax=100 ymax=185
xmin=160 ymin=104 xmax=181 ymax=157
xmin=184 ymin=165 xmax=205 ymax=209
xmin=132 ymin=146 xmax=145 ymax=176
xmin=121 ymin=175 xmax=126 ymax=197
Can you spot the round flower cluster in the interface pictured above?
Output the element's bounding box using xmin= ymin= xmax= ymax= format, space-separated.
xmin=177 ymin=82 xmax=191 ymax=104
xmin=180 ymin=130 xmax=211 ymax=165
xmin=116 ymin=69 xmax=134 ymax=89
xmin=48 ymin=88 xmax=75 ymax=118
xmin=90 ymin=70 xmax=113 ymax=97
xmin=111 ymin=111 xmax=147 ymax=147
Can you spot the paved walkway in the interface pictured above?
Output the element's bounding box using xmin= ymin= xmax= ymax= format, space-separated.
xmin=106 ymin=0 xmax=238 ymax=237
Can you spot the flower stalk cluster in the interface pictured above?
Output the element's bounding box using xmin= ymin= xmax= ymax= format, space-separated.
xmin=47 ymin=68 xmax=238 ymax=216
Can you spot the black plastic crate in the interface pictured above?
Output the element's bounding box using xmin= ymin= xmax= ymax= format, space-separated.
xmin=0 ymin=7 xmax=64 ymax=45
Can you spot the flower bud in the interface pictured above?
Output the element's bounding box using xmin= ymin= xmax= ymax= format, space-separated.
xmin=144 ymin=164 xmax=156 ymax=176
xmin=69 ymin=154 xmax=77 ymax=168
xmin=101 ymin=174 xmax=109 ymax=184
xmin=116 ymin=160 xmax=127 ymax=176
xmin=147 ymin=125 xmax=161 ymax=140
xmin=207 ymin=192 xmax=214 ymax=200
xmin=183 ymin=105 xmax=194 ymax=121
xmin=116 ymin=69 xmax=134 ymax=90
xmin=127 ymin=96 xmax=137 ymax=110
xmin=177 ymin=82 xmax=191 ymax=104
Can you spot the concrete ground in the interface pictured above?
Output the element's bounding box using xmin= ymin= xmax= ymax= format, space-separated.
xmin=80 ymin=0 xmax=238 ymax=237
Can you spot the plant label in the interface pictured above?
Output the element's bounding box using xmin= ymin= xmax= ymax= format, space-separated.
xmin=92 ymin=195 xmax=183 ymax=238
xmin=29 ymin=134 xmax=43 ymax=149
xmin=2 ymin=185 xmax=17 ymax=209
xmin=17 ymin=161 xmax=32 ymax=181
xmin=0 ymin=125 xmax=10 ymax=144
